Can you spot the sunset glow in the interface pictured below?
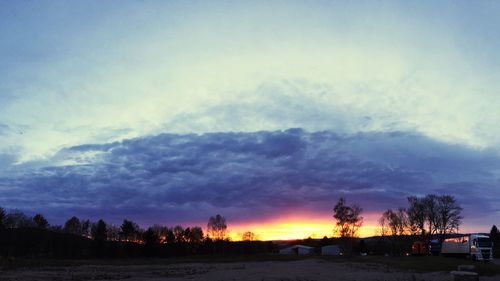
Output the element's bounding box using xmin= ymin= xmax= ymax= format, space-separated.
xmin=227 ymin=214 xmax=380 ymax=241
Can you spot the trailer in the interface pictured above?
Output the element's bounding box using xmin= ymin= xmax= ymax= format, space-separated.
xmin=441 ymin=234 xmax=493 ymax=261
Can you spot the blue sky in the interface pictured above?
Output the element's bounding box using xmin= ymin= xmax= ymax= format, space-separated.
xmin=1 ymin=1 xmax=500 ymax=235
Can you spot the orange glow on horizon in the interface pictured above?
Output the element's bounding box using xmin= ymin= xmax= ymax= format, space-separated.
xmin=226 ymin=214 xmax=380 ymax=241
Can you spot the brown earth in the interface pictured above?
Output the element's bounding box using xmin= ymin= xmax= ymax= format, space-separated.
xmin=1 ymin=258 xmax=498 ymax=281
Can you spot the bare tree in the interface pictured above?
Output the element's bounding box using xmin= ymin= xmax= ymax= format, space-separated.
xmin=423 ymin=194 xmax=439 ymax=235
xmin=333 ymin=198 xmax=363 ymax=238
xmin=149 ymin=224 xmax=172 ymax=244
xmin=381 ymin=208 xmax=408 ymax=236
xmin=382 ymin=209 xmax=398 ymax=236
xmin=107 ymin=224 xmax=121 ymax=241
xmin=406 ymin=196 xmax=426 ymax=236
xmin=436 ymin=195 xmax=462 ymax=235
xmin=173 ymin=225 xmax=186 ymax=243
xmin=207 ymin=214 xmax=228 ymax=240
xmin=378 ymin=216 xmax=388 ymax=237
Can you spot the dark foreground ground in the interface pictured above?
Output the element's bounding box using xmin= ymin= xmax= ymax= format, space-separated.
xmin=0 ymin=255 xmax=499 ymax=281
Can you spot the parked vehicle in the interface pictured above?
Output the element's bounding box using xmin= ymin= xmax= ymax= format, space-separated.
xmin=441 ymin=234 xmax=493 ymax=261
xmin=429 ymin=239 xmax=441 ymax=256
xmin=411 ymin=241 xmax=428 ymax=255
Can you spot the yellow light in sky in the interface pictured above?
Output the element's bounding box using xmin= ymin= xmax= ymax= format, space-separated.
xmin=227 ymin=214 xmax=380 ymax=241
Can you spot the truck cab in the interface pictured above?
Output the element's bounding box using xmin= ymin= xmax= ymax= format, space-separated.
xmin=470 ymin=234 xmax=493 ymax=261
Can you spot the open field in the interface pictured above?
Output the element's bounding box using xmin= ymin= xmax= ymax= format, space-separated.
xmin=1 ymin=256 xmax=499 ymax=281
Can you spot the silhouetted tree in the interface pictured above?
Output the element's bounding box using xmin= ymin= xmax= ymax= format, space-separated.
xmin=173 ymin=225 xmax=186 ymax=243
xmin=423 ymin=194 xmax=439 ymax=236
xmin=382 ymin=208 xmax=408 ymax=236
xmin=143 ymin=227 xmax=160 ymax=256
xmin=33 ymin=213 xmax=49 ymax=229
xmin=378 ymin=216 xmax=388 ymax=237
xmin=119 ymin=219 xmax=140 ymax=242
xmin=92 ymin=219 xmax=107 ymax=257
xmin=333 ymin=198 xmax=363 ymax=238
xmin=92 ymin=219 xmax=107 ymax=242
xmin=207 ymin=214 xmax=227 ymax=240
xmin=407 ymin=196 xmax=426 ymax=236
xmin=436 ymin=195 xmax=462 ymax=235
xmin=0 ymin=207 xmax=5 ymax=231
xmin=242 ymin=231 xmax=256 ymax=241
xmin=149 ymin=224 xmax=172 ymax=244
xmin=4 ymin=210 xmax=34 ymax=228
xmin=186 ymin=226 xmax=204 ymax=244
xmin=107 ymin=224 xmax=121 ymax=241
xmin=64 ymin=216 xmax=81 ymax=235
xmin=165 ymin=227 xmax=175 ymax=243
xmin=80 ymin=219 xmax=91 ymax=237
xmin=490 ymin=225 xmax=499 ymax=258
xmin=491 ymin=225 xmax=499 ymax=239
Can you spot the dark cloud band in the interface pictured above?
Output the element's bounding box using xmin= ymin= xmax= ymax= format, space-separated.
xmin=0 ymin=129 xmax=498 ymax=227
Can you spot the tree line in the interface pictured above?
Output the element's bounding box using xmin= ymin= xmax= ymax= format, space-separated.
xmin=0 ymin=208 xmax=271 ymax=258
xmin=0 ymin=208 xmax=235 ymax=243
xmin=379 ymin=194 xmax=463 ymax=238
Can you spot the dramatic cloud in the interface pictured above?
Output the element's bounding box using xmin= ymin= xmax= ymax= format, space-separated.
xmin=1 ymin=129 xmax=499 ymax=230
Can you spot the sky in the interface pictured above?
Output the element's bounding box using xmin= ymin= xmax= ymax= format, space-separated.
xmin=1 ymin=0 xmax=500 ymax=240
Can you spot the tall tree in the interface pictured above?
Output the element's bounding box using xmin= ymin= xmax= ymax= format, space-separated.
xmin=491 ymin=225 xmax=499 ymax=240
xmin=491 ymin=225 xmax=499 ymax=258
xmin=173 ymin=225 xmax=186 ymax=243
xmin=436 ymin=195 xmax=462 ymax=235
xmin=106 ymin=224 xmax=121 ymax=241
xmin=333 ymin=198 xmax=363 ymax=238
xmin=207 ymin=214 xmax=228 ymax=240
xmin=186 ymin=226 xmax=204 ymax=244
xmin=64 ymin=216 xmax=81 ymax=235
xmin=382 ymin=208 xmax=408 ymax=236
xmin=423 ymin=194 xmax=439 ymax=235
xmin=0 ymin=207 xmax=5 ymax=231
xmin=33 ymin=213 xmax=49 ymax=229
xmin=92 ymin=219 xmax=108 ymax=242
xmin=4 ymin=210 xmax=34 ymax=228
xmin=378 ymin=216 xmax=388 ymax=237
xmin=119 ymin=219 xmax=140 ymax=242
xmin=165 ymin=227 xmax=175 ymax=244
xmin=143 ymin=227 xmax=160 ymax=247
xmin=80 ymin=219 xmax=92 ymax=238
xmin=406 ymin=196 xmax=426 ymax=236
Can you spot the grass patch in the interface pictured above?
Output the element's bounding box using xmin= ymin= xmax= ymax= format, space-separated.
xmin=332 ymin=255 xmax=500 ymax=276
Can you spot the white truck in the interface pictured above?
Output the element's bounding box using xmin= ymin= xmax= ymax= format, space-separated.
xmin=441 ymin=234 xmax=493 ymax=261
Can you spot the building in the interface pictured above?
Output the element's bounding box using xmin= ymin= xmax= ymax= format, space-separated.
xmin=279 ymin=245 xmax=314 ymax=255
xmin=321 ymin=245 xmax=341 ymax=255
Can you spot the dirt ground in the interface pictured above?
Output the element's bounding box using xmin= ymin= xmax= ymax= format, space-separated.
xmin=1 ymin=258 xmax=498 ymax=281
